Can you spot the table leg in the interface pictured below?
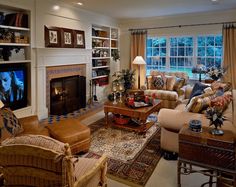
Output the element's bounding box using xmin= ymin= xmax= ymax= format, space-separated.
xmin=105 ymin=112 xmax=109 ymax=128
xmin=177 ymin=160 xmax=181 ymax=187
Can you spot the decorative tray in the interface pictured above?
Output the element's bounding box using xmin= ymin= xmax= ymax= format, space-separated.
xmin=126 ymin=101 xmax=153 ymax=108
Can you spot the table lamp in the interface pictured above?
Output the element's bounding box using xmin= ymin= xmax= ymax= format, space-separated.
xmin=133 ymin=56 xmax=146 ymax=89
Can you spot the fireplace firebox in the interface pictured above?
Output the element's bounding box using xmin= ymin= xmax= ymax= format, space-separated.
xmin=50 ymin=75 xmax=86 ymax=115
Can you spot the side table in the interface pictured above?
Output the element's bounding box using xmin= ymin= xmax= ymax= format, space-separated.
xmin=178 ymin=124 xmax=236 ymax=187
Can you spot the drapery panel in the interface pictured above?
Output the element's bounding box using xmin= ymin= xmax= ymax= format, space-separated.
xmin=130 ymin=30 xmax=147 ymax=89
xmin=223 ymin=24 xmax=236 ymax=89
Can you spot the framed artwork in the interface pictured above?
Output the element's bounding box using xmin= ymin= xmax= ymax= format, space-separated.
xmin=44 ymin=26 xmax=61 ymax=47
xmin=73 ymin=30 xmax=85 ymax=48
xmin=61 ymin=28 xmax=74 ymax=48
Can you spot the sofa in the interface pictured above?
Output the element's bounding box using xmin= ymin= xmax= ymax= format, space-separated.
xmin=0 ymin=134 xmax=107 ymax=187
xmin=0 ymin=111 xmax=90 ymax=154
xmin=143 ymin=70 xmax=189 ymax=109
xmin=158 ymin=85 xmax=236 ymax=154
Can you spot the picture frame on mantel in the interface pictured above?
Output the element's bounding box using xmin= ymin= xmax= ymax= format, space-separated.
xmin=44 ymin=26 xmax=61 ymax=47
xmin=73 ymin=30 xmax=85 ymax=48
xmin=61 ymin=28 xmax=74 ymax=48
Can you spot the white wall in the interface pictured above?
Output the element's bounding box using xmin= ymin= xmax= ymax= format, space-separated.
xmin=119 ymin=9 xmax=236 ymax=70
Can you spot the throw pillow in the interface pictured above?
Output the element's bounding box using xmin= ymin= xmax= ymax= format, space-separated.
xmin=151 ymin=76 xmax=165 ymax=90
xmin=173 ymin=78 xmax=185 ymax=91
xmin=146 ymin=76 xmax=152 ymax=89
xmin=0 ymin=108 xmax=23 ymax=142
xmin=186 ymin=91 xmax=216 ymax=113
xmin=187 ymin=82 xmax=209 ymax=105
xmin=211 ymin=81 xmax=232 ymax=92
xmin=165 ymin=76 xmax=176 ymax=91
xmin=211 ymin=91 xmax=232 ymax=112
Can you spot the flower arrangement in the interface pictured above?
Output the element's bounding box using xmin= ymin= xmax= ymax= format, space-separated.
xmin=205 ymin=107 xmax=226 ymax=135
xmin=206 ymin=67 xmax=225 ymax=81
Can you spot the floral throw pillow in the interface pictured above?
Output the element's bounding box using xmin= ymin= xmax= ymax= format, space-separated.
xmin=0 ymin=108 xmax=23 ymax=142
xmin=211 ymin=91 xmax=232 ymax=112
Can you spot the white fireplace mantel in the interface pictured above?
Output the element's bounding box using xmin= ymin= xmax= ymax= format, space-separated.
xmin=35 ymin=48 xmax=92 ymax=119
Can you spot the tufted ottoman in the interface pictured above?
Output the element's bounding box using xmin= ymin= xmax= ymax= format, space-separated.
xmin=46 ymin=119 xmax=90 ymax=154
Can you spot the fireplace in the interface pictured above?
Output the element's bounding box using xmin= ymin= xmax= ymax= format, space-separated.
xmin=50 ymin=75 xmax=86 ymax=115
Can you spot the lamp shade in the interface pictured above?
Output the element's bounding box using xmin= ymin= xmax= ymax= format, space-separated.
xmin=133 ymin=56 xmax=146 ymax=65
xmin=0 ymin=100 xmax=4 ymax=108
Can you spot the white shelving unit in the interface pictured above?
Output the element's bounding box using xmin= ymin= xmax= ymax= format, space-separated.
xmin=91 ymin=24 xmax=119 ymax=83
xmin=0 ymin=5 xmax=32 ymax=113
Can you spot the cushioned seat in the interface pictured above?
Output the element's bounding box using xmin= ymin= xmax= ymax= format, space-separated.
xmin=46 ymin=119 xmax=90 ymax=154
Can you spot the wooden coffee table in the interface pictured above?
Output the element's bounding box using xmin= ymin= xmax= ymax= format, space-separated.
xmin=104 ymin=99 xmax=162 ymax=133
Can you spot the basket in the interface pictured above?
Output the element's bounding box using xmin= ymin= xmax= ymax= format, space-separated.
xmin=114 ymin=114 xmax=130 ymax=125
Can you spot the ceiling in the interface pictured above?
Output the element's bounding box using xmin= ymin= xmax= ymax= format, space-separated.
xmin=59 ymin=0 xmax=236 ymax=20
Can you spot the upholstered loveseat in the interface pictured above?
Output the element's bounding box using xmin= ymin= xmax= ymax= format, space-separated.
xmin=158 ymin=85 xmax=236 ymax=154
xmin=143 ymin=70 xmax=189 ymax=109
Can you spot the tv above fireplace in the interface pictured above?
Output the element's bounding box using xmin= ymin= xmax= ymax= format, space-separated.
xmin=0 ymin=64 xmax=27 ymax=110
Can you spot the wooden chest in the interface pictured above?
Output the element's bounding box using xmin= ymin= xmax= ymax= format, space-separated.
xmin=179 ymin=125 xmax=235 ymax=170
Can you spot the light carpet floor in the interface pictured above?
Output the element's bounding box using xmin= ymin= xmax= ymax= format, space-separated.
xmin=81 ymin=111 xmax=214 ymax=187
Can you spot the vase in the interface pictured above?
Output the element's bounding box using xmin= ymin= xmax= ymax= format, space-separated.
xmin=210 ymin=127 xmax=224 ymax=135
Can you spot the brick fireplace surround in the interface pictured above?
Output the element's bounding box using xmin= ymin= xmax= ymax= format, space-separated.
xmin=36 ymin=48 xmax=91 ymax=120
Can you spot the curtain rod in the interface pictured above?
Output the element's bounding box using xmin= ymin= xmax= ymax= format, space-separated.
xmin=128 ymin=21 xmax=236 ymax=31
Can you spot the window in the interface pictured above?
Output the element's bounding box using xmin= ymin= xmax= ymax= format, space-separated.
xmin=197 ymin=35 xmax=222 ymax=68
xmin=146 ymin=35 xmax=223 ymax=79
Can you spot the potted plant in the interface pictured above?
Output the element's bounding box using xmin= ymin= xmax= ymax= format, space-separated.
xmin=205 ymin=107 xmax=226 ymax=135
xmin=112 ymin=69 xmax=135 ymax=92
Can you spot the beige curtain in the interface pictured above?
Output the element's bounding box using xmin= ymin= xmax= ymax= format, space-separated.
xmin=130 ymin=30 xmax=147 ymax=89
xmin=223 ymin=24 xmax=236 ymax=89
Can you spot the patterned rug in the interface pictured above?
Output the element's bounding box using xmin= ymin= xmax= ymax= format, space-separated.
xmin=85 ymin=118 xmax=162 ymax=187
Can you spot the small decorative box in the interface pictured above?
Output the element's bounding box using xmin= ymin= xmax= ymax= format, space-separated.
xmin=189 ymin=119 xmax=202 ymax=132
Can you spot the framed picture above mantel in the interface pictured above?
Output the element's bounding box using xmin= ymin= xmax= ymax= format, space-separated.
xmin=44 ymin=25 xmax=85 ymax=49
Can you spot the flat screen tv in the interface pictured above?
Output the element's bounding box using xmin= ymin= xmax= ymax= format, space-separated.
xmin=0 ymin=64 xmax=27 ymax=110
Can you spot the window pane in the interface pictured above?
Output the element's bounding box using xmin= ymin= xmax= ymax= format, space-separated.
xmin=186 ymin=47 xmax=193 ymax=56
xmin=170 ymin=57 xmax=177 ymax=67
xmin=147 ymin=38 xmax=152 ymax=47
xmin=185 ymin=58 xmax=193 ymax=66
xmin=206 ymin=47 xmax=214 ymax=56
xmin=170 ymin=48 xmax=177 ymax=56
xmin=178 ymin=48 xmax=184 ymax=56
xmin=146 ymin=57 xmax=152 ymax=65
xmin=160 ymin=48 xmax=166 ymax=56
xmin=197 ymin=57 xmax=205 ymax=64
xmin=215 ymin=58 xmax=222 ymax=67
xmin=185 ymin=37 xmax=193 ymax=46
xmin=153 ymin=48 xmax=159 ymax=56
xmin=198 ymin=47 xmax=205 ymax=56
xmin=206 ymin=36 xmax=214 ymax=46
xmin=152 ymin=38 xmax=159 ymax=47
xmin=178 ymin=58 xmax=184 ymax=66
xmin=206 ymin=58 xmax=214 ymax=67
xmin=160 ymin=38 xmax=166 ymax=47
xmin=197 ymin=36 xmax=205 ymax=46
xmin=178 ymin=38 xmax=185 ymax=47
xmin=215 ymin=47 xmax=222 ymax=57
xmin=215 ymin=36 xmax=222 ymax=46
xmin=170 ymin=38 xmax=177 ymax=47
xmin=161 ymin=58 xmax=166 ymax=66
xmin=147 ymin=47 xmax=152 ymax=56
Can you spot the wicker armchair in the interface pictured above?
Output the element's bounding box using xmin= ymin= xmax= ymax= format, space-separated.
xmin=0 ymin=135 xmax=107 ymax=187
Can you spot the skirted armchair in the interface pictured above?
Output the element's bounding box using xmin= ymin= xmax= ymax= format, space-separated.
xmin=0 ymin=135 xmax=107 ymax=187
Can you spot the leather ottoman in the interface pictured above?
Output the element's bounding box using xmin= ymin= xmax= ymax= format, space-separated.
xmin=46 ymin=119 xmax=90 ymax=154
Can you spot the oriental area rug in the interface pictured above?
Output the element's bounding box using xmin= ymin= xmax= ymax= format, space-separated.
xmin=85 ymin=118 xmax=162 ymax=187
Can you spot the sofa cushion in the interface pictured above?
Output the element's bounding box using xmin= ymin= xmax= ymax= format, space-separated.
xmin=173 ymin=78 xmax=185 ymax=91
xmin=166 ymin=76 xmax=176 ymax=91
xmin=151 ymin=76 xmax=165 ymax=90
xmin=0 ymin=108 xmax=23 ymax=142
xmin=211 ymin=81 xmax=232 ymax=92
xmin=187 ymin=82 xmax=209 ymax=105
xmin=186 ymin=91 xmax=216 ymax=113
xmin=144 ymin=90 xmax=178 ymax=101
xmin=211 ymin=91 xmax=232 ymax=112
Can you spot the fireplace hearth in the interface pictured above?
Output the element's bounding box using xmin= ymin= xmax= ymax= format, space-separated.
xmin=50 ymin=75 xmax=86 ymax=115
